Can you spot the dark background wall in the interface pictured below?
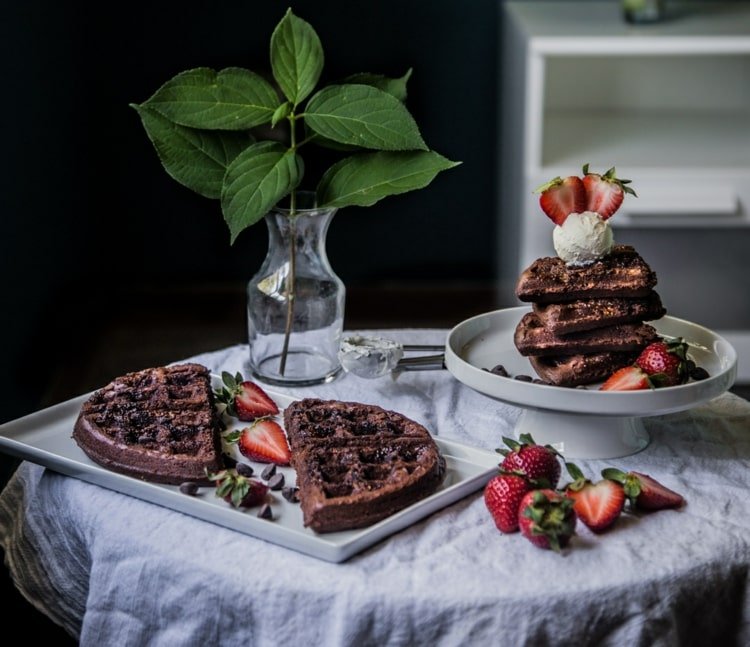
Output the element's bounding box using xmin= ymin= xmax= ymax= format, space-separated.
xmin=1 ymin=0 xmax=499 ymax=422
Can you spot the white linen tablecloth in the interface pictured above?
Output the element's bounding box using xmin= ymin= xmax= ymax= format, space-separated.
xmin=1 ymin=330 xmax=749 ymax=646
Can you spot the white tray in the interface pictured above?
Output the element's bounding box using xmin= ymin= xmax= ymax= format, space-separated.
xmin=0 ymin=381 xmax=499 ymax=563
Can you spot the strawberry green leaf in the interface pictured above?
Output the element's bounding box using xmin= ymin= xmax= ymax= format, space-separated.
xmin=221 ymin=141 xmax=303 ymax=243
xmin=130 ymin=103 xmax=253 ymax=199
xmin=271 ymin=8 xmax=323 ymax=106
xmin=144 ymin=67 xmax=279 ymax=130
xmin=317 ymin=151 xmax=459 ymax=208
xmin=342 ymin=68 xmax=413 ymax=102
xmin=305 ymin=84 xmax=428 ymax=151
xmin=231 ymin=478 xmax=249 ymax=507
xmin=223 ymin=430 xmax=242 ymax=444
xmin=565 ymin=462 xmax=586 ymax=482
xmin=221 ymin=371 xmax=237 ymax=388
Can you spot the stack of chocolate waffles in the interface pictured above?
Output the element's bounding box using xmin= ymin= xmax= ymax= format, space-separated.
xmin=514 ymin=245 xmax=666 ymax=387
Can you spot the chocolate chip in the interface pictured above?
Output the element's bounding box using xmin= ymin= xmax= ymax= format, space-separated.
xmin=261 ymin=464 xmax=277 ymax=480
xmin=236 ymin=463 xmax=254 ymax=477
xmin=514 ymin=374 xmax=533 ymax=382
xmin=690 ymin=366 xmax=709 ymax=381
xmin=267 ymin=473 xmax=285 ymax=490
xmin=490 ymin=364 xmax=509 ymax=377
xmin=532 ymin=378 xmax=546 ymax=384
xmin=282 ymin=486 xmax=299 ymax=503
xmin=222 ymin=453 xmax=237 ymax=468
xmin=179 ymin=482 xmax=200 ymax=496
xmin=257 ymin=503 xmax=273 ymax=520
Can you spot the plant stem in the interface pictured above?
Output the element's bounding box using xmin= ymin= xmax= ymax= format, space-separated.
xmin=279 ymin=197 xmax=296 ymax=376
xmin=279 ymin=116 xmax=298 ymax=376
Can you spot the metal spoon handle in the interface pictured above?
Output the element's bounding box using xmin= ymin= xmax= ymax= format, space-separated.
xmin=401 ymin=344 xmax=445 ymax=352
xmin=395 ymin=353 xmax=446 ymax=371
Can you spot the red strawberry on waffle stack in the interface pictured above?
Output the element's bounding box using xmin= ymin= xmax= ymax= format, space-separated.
xmin=534 ymin=174 xmax=586 ymax=226
xmin=581 ymin=163 xmax=636 ymax=219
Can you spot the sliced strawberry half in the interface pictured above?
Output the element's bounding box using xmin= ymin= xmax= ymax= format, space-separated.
xmin=602 ymin=468 xmax=684 ymax=511
xmin=600 ymin=366 xmax=652 ymax=391
xmin=214 ymin=371 xmax=279 ymax=421
xmin=534 ymin=175 xmax=586 ymax=226
xmin=581 ymin=163 xmax=636 ymax=220
xmin=238 ymin=418 xmax=291 ymax=465
xmin=564 ymin=463 xmax=625 ymax=533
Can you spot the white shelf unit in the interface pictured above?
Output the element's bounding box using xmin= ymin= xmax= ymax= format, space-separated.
xmin=499 ymin=1 xmax=750 ymax=381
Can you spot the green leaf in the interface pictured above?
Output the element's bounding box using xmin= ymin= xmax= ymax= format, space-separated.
xmin=342 ymin=68 xmax=412 ymax=102
xmin=131 ymin=103 xmax=253 ymax=199
xmin=316 ymin=150 xmax=460 ymax=208
xmin=144 ymin=67 xmax=279 ymax=130
xmin=271 ymin=101 xmax=292 ymax=128
xmin=303 ymin=122 xmax=361 ymax=153
xmin=271 ymin=8 xmax=323 ymax=106
xmin=305 ymin=84 xmax=427 ymax=151
xmin=221 ymin=141 xmax=303 ymax=243
xmin=304 ymin=69 xmax=414 ymax=150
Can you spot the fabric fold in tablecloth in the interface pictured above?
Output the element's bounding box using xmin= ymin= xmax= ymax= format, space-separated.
xmin=1 ymin=331 xmax=749 ymax=646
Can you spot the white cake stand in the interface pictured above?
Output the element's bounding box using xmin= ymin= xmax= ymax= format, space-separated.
xmin=444 ymin=307 xmax=738 ymax=459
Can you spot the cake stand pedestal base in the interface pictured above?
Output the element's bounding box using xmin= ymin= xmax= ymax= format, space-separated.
xmin=516 ymin=410 xmax=650 ymax=460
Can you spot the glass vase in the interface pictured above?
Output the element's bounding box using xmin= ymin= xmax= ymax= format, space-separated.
xmin=247 ymin=191 xmax=345 ymax=386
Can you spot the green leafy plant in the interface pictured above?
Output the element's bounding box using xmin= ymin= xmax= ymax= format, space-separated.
xmin=130 ymin=7 xmax=459 ymax=373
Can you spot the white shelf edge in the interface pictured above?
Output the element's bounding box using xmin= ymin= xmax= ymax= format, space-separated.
xmin=612 ymin=217 xmax=750 ymax=229
xmin=531 ymin=37 xmax=750 ymax=56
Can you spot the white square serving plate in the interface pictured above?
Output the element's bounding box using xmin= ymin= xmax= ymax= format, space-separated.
xmin=0 ymin=383 xmax=499 ymax=563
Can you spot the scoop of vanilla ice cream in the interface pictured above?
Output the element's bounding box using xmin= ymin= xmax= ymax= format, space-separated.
xmin=553 ymin=211 xmax=614 ymax=266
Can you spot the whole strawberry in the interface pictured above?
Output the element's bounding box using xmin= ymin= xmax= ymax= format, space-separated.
xmin=582 ymin=163 xmax=636 ymax=219
xmin=601 ymin=468 xmax=684 ymax=511
xmin=207 ymin=468 xmax=269 ymax=508
xmin=484 ymin=472 xmax=532 ymax=533
xmin=635 ymin=338 xmax=690 ymax=387
xmin=518 ymin=489 xmax=577 ymax=552
xmin=498 ymin=433 xmax=562 ymax=488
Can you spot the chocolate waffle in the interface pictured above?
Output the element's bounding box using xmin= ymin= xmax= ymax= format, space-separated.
xmin=284 ymin=398 xmax=434 ymax=451
xmin=529 ymin=351 xmax=640 ymax=387
xmin=284 ymin=399 xmax=446 ymax=533
xmin=73 ymin=363 xmax=223 ymax=484
xmin=516 ymin=245 xmax=657 ymax=304
xmin=532 ymin=292 xmax=665 ymax=335
xmin=514 ymin=312 xmax=659 ymax=357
